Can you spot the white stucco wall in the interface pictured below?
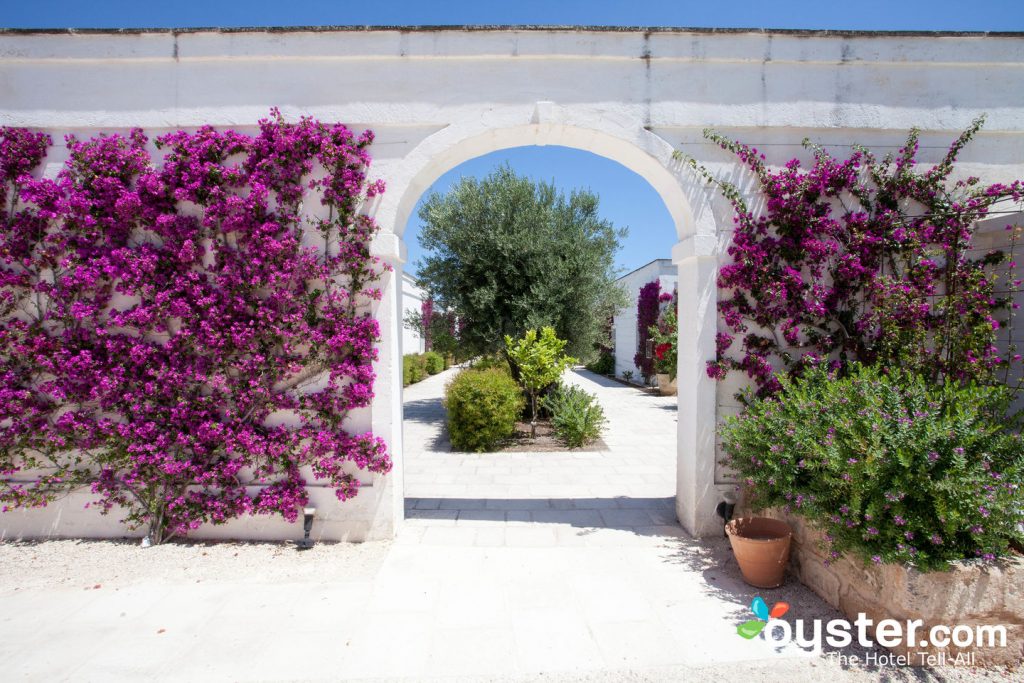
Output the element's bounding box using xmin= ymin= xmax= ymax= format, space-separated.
xmin=611 ymin=259 xmax=677 ymax=381
xmin=401 ymin=272 xmax=426 ymax=355
xmin=1 ymin=26 xmax=1022 ymax=539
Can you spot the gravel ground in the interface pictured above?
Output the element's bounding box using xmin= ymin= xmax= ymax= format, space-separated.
xmin=0 ymin=537 xmax=392 ymax=591
xmin=0 ymin=539 xmax=1018 ymax=682
xmin=419 ymin=660 xmax=1022 ymax=683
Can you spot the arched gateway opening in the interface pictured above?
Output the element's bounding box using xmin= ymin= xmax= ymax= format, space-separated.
xmin=372 ymin=118 xmax=724 ymax=537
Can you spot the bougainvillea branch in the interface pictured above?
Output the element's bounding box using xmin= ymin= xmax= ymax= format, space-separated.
xmin=0 ymin=111 xmax=392 ymax=543
xmin=633 ymin=280 xmax=661 ymax=382
xmin=679 ymin=116 xmax=1024 ymax=396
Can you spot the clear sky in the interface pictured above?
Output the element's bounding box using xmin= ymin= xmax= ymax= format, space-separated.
xmin=5 ymin=0 xmax=1020 ymax=276
xmin=3 ymin=1 xmax=1022 ymax=31
xmin=405 ymin=148 xmax=675 ymax=276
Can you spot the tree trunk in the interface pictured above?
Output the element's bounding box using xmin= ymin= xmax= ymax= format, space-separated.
xmin=530 ymin=393 xmax=537 ymax=439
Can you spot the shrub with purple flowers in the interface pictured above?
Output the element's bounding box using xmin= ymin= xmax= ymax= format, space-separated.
xmin=720 ymin=363 xmax=1024 ymax=570
xmin=0 ymin=112 xmax=392 ymax=544
xmin=682 ymin=117 xmax=1024 ymax=397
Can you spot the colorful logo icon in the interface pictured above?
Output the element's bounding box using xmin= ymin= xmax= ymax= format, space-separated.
xmin=737 ymin=596 xmax=790 ymax=639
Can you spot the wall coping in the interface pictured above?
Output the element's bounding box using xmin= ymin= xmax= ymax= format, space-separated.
xmin=2 ymin=26 xmax=1023 ymax=38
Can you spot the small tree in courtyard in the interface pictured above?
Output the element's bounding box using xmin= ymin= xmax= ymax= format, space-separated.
xmin=505 ymin=327 xmax=577 ymax=438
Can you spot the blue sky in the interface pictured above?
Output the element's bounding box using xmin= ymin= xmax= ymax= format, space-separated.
xmin=405 ymin=148 xmax=675 ymax=276
xmin=4 ymin=1 xmax=1022 ymax=31
xmin=6 ymin=1 xmax=1020 ymax=276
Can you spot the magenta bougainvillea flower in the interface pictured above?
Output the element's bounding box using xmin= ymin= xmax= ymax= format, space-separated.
xmin=684 ymin=117 xmax=1024 ymax=396
xmin=633 ymin=280 xmax=661 ymax=380
xmin=0 ymin=111 xmax=392 ymax=543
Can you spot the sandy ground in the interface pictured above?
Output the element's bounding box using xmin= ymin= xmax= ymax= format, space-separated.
xmin=0 ymin=537 xmax=391 ymax=591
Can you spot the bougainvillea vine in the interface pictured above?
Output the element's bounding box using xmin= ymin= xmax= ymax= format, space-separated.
xmin=633 ymin=280 xmax=661 ymax=382
xmin=681 ymin=116 xmax=1024 ymax=396
xmin=0 ymin=111 xmax=392 ymax=543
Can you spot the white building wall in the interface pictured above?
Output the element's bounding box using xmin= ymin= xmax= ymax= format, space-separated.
xmin=1 ymin=27 xmax=1022 ymax=539
xmin=611 ymin=259 xmax=677 ymax=382
xmin=401 ymin=272 xmax=426 ymax=355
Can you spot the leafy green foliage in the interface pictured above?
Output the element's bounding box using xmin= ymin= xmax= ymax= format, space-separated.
xmin=416 ymin=165 xmax=628 ymax=358
xmin=444 ymin=369 xmax=525 ymax=452
xmin=471 ymin=354 xmax=512 ymax=374
xmin=505 ymin=328 xmax=577 ymax=435
xmin=585 ymin=351 xmax=615 ymax=376
xmin=721 ymin=363 xmax=1024 ymax=570
xmin=423 ymin=351 xmax=445 ymax=375
xmin=403 ymin=354 xmax=428 ymax=386
xmin=542 ymin=385 xmax=606 ymax=448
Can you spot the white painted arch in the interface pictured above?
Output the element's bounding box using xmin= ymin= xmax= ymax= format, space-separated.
xmin=382 ymin=112 xmax=723 ymax=536
xmin=381 ymin=116 xmax=698 ymax=241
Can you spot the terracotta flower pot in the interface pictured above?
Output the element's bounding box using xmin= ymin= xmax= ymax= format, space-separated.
xmin=656 ymin=373 xmax=677 ymax=396
xmin=726 ymin=516 xmax=793 ymax=588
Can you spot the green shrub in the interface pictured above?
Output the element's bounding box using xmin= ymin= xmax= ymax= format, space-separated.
xmin=471 ymin=354 xmax=511 ymax=374
xmin=720 ymin=363 xmax=1024 ymax=570
xmin=444 ymin=369 xmax=525 ymax=452
xmin=585 ymin=351 xmax=614 ymax=376
xmin=423 ymin=351 xmax=445 ymax=375
xmin=542 ymin=385 xmax=606 ymax=448
xmin=403 ymin=354 xmax=428 ymax=386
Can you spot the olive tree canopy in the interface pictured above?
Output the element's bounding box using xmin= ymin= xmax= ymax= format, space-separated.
xmin=415 ymin=165 xmax=628 ymax=359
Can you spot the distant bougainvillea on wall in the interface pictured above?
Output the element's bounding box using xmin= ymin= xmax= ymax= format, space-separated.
xmin=0 ymin=111 xmax=392 ymax=543
xmin=633 ymin=280 xmax=661 ymax=382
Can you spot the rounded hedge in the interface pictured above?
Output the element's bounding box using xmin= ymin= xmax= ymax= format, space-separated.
xmin=403 ymin=354 xmax=427 ymax=386
xmin=444 ymin=368 xmax=524 ymax=452
xmin=423 ymin=351 xmax=445 ymax=375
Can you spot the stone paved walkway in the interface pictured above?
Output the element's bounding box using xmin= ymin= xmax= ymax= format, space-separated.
xmin=404 ymin=365 xmax=677 ymax=497
xmin=403 ymin=366 xmax=680 ymax=546
xmin=385 ymin=365 xmax=883 ymax=677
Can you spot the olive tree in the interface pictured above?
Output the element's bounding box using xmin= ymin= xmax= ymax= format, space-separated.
xmin=416 ymin=165 xmax=627 ymax=360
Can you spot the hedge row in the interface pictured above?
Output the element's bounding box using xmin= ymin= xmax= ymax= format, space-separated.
xmin=403 ymin=351 xmax=448 ymax=386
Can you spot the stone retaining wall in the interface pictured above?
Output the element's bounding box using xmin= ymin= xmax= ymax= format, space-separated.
xmin=756 ymin=508 xmax=1023 ymax=667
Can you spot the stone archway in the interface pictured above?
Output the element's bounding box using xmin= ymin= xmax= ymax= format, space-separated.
xmin=373 ymin=108 xmax=724 ymax=536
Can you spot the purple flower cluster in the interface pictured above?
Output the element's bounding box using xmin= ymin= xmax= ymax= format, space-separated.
xmin=0 ymin=111 xmax=392 ymax=543
xmin=633 ymin=280 xmax=661 ymax=381
xmin=695 ymin=119 xmax=1024 ymax=395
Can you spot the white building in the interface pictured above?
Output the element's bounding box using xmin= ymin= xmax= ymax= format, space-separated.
xmin=401 ymin=272 xmax=427 ymax=355
xmin=612 ymin=259 xmax=678 ymax=381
